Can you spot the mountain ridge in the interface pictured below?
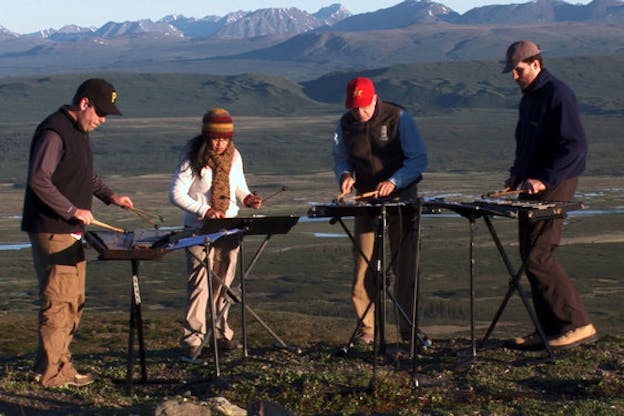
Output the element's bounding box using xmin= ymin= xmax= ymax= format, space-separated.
xmin=1 ymin=0 xmax=622 ymax=39
xmin=0 ymin=0 xmax=622 ymax=79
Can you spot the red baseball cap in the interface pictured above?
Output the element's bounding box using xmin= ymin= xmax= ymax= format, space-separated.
xmin=345 ymin=77 xmax=376 ymax=109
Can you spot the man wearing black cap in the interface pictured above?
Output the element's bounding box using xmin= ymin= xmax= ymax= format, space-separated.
xmin=332 ymin=77 xmax=427 ymax=345
xmin=22 ymin=78 xmax=134 ymax=387
xmin=501 ymin=41 xmax=597 ymax=350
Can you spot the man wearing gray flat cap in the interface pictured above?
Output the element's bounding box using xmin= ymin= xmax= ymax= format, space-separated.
xmin=501 ymin=40 xmax=597 ymax=351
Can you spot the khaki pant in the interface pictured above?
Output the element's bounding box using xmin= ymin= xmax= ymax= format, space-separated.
xmin=352 ymin=209 xmax=419 ymax=338
xmin=182 ymin=235 xmax=240 ymax=348
xmin=28 ymin=233 xmax=86 ymax=386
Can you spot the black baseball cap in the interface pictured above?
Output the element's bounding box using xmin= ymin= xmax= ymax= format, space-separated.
xmin=74 ymin=78 xmax=122 ymax=116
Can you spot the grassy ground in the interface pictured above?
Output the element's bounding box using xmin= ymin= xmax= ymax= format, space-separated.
xmin=1 ymin=172 xmax=623 ymax=414
xmin=1 ymin=311 xmax=623 ymax=415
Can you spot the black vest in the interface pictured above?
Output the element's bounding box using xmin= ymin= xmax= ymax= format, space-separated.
xmin=21 ymin=108 xmax=94 ymax=233
xmin=340 ymin=101 xmax=404 ymax=193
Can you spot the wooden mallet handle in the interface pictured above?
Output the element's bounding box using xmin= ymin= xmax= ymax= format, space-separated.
xmin=91 ymin=219 xmax=126 ymax=233
xmin=483 ymin=189 xmax=525 ymax=198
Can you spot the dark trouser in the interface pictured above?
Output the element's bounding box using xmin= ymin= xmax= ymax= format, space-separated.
xmin=519 ymin=177 xmax=591 ymax=336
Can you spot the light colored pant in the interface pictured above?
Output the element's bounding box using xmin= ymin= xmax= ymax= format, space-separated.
xmin=182 ymin=236 xmax=240 ymax=348
xmin=28 ymin=232 xmax=86 ymax=386
xmin=352 ymin=211 xmax=418 ymax=337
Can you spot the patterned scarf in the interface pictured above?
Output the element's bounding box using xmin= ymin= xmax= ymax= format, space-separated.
xmin=207 ymin=142 xmax=236 ymax=213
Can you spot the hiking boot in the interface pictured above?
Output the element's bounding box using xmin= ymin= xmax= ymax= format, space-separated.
xmin=43 ymin=371 xmax=95 ymax=388
xmin=65 ymin=372 xmax=95 ymax=387
xmin=510 ymin=332 xmax=546 ymax=350
xmin=217 ymin=338 xmax=242 ymax=352
xmin=549 ymin=324 xmax=598 ymax=350
xmin=353 ymin=331 xmax=374 ymax=346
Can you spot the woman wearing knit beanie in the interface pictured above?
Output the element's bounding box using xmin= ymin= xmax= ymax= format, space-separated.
xmin=169 ymin=108 xmax=262 ymax=359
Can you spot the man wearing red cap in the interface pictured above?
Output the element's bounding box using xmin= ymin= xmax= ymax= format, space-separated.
xmin=502 ymin=40 xmax=597 ymax=350
xmin=22 ymin=78 xmax=133 ymax=387
xmin=169 ymin=108 xmax=262 ymax=360
xmin=333 ymin=77 xmax=427 ymax=345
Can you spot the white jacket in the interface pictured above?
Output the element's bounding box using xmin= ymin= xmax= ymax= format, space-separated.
xmin=169 ymin=149 xmax=251 ymax=227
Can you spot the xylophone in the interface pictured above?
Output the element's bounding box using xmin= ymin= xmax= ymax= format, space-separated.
xmin=85 ymin=229 xmax=172 ymax=260
xmin=308 ymin=198 xmax=582 ymax=221
xmin=425 ymin=198 xmax=583 ymax=221
xmin=307 ymin=199 xmax=437 ymax=218
xmin=307 ymin=197 xmax=584 ymax=359
xmin=308 ymin=199 xmax=429 ymax=363
xmin=83 ymin=227 xmax=244 ymax=394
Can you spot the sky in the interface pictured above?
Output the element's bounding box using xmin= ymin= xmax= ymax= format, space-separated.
xmin=2 ymin=0 xmax=593 ymax=34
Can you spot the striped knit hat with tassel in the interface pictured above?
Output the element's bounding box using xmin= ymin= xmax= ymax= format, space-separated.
xmin=202 ymin=108 xmax=234 ymax=139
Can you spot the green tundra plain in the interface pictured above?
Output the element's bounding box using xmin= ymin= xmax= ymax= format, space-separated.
xmin=0 ymin=68 xmax=622 ymax=414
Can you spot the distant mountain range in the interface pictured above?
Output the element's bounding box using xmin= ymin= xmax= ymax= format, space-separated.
xmin=0 ymin=0 xmax=622 ymax=78
xmin=2 ymin=0 xmax=622 ymax=40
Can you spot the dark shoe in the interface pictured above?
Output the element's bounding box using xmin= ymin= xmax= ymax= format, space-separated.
xmin=217 ymin=338 xmax=242 ymax=351
xmin=402 ymin=330 xmax=433 ymax=349
xmin=181 ymin=345 xmax=202 ymax=361
xmin=509 ymin=332 xmax=546 ymax=351
xmin=549 ymin=324 xmax=598 ymax=350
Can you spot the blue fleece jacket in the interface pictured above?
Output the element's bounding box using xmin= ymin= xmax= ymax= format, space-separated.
xmin=510 ymin=68 xmax=587 ymax=189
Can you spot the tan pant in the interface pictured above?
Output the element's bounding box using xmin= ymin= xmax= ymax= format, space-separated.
xmin=28 ymin=233 xmax=86 ymax=386
xmin=182 ymin=236 xmax=240 ymax=348
xmin=352 ymin=211 xmax=418 ymax=337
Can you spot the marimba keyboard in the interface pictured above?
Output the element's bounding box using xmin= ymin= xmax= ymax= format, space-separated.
xmin=308 ymin=199 xmax=583 ymax=221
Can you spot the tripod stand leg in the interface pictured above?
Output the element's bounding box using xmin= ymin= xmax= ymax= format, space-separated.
xmin=126 ymin=277 xmax=136 ymax=395
xmin=342 ymin=301 xmax=374 ymax=352
xmin=126 ymin=260 xmax=147 ymax=395
xmin=469 ymin=218 xmax=477 ymax=357
xmin=239 ymin=238 xmax=248 ymax=357
xmin=182 ymin=242 xmax=221 ymax=373
xmin=479 ymin=216 xmax=554 ymax=356
xmin=238 ymin=235 xmax=301 ymax=354
xmin=205 ymin=241 xmax=221 ymax=376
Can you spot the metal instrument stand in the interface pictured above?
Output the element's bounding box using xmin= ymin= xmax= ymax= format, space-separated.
xmin=197 ymin=216 xmax=301 ymax=359
xmin=478 ymin=215 xmax=554 ymax=357
xmin=182 ymin=237 xmax=223 ymax=374
xmin=323 ymin=201 xmax=429 ymax=391
xmin=424 ymin=200 xmax=564 ymax=358
xmin=126 ymin=259 xmax=148 ymax=395
xmin=371 ymin=205 xmax=387 ymax=388
xmin=409 ymin=200 xmax=424 ymax=387
xmin=237 ymin=234 xmax=299 ymax=357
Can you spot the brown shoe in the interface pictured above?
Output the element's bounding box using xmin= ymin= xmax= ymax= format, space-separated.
xmin=353 ymin=331 xmax=374 ymax=346
xmin=65 ymin=372 xmax=95 ymax=387
xmin=43 ymin=371 xmax=95 ymax=388
xmin=549 ymin=324 xmax=598 ymax=349
xmin=217 ymin=338 xmax=242 ymax=352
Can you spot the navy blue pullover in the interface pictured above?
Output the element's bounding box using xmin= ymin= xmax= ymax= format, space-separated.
xmin=511 ymin=68 xmax=587 ymax=189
